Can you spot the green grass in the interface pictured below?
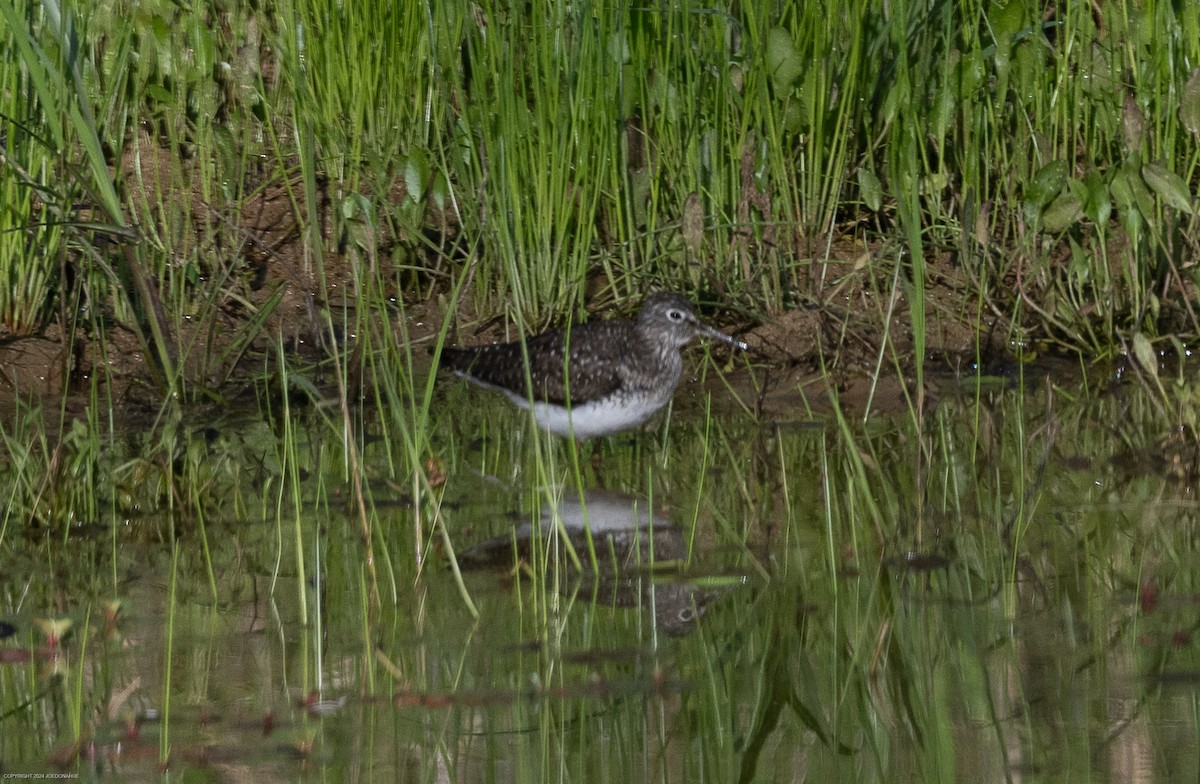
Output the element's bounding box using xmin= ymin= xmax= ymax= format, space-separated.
xmin=4 ymin=0 xmax=1199 ymax=377
xmin=3 ymin=0 xmax=1200 ymax=778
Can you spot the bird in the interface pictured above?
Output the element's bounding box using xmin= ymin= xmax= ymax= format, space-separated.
xmin=439 ymin=292 xmax=746 ymax=438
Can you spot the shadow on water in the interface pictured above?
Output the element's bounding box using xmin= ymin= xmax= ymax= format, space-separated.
xmin=3 ymin=367 xmax=1200 ymax=781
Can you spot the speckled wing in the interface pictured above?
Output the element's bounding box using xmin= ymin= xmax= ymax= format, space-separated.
xmin=442 ymin=321 xmax=637 ymax=406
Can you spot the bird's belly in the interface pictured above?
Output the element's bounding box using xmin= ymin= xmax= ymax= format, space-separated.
xmin=519 ymin=395 xmax=670 ymax=439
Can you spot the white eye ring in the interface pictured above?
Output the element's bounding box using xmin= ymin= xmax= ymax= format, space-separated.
xmin=668 ymin=309 xmax=685 ymax=321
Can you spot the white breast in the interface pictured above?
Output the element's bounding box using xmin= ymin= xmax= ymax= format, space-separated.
xmin=501 ymin=390 xmax=671 ymax=439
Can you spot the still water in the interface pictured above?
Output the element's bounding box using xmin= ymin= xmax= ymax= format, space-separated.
xmin=2 ymin=378 xmax=1198 ymax=782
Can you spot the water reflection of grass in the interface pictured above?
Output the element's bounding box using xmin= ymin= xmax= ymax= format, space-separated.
xmin=9 ymin=377 xmax=1200 ymax=777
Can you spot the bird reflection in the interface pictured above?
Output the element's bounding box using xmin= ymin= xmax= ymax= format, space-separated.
xmin=460 ymin=489 xmax=734 ymax=636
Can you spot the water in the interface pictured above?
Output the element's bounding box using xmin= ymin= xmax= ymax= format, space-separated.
xmin=2 ymin=379 xmax=1198 ymax=781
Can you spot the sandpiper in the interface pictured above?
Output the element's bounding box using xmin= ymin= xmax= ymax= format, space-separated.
xmin=440 ymin=293 xmax=746 ymax=438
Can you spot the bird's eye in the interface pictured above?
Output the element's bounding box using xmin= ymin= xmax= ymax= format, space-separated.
xmin=668 ymin=309 xmax=684 ymax=321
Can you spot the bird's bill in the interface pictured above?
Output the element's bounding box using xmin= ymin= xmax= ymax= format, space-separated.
xmin=698 ymin=323 xmax=748 ymax=352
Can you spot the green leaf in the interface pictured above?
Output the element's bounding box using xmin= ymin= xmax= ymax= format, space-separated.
xmin=780 ymin=97 xmax=805 ymax=134
xmin=987 ymin=0 xmax=1027 ymax=41
xmin=403 ymin=149 xmax=430 ymax=204
xmin=1110 ymin=170 xmax=1132 ymax=209
xmin=766 ymin=28 xmax=803 ymax=91
xmin=960 ymin=50 xmax=985 ymax=95
xmin=72 ymin=103 xmax=123 ymax=225
xmin=1024 ymin=160 xmax=1068 ymax=209
xmin=431 ymin=171 xmax=450 ymax=213
xmin=607 ymin=31 xmax=630 ymax=65
xmin=1110 ymin=169 xmax=1145 ymax=240
xmin=1180 ymin=68 xmax=1200 ymax=137
xmin=191 ymin=22 xmax=216 ymax=74
xmin=146 ymin=84 xmax=174 ymax=105
xmin=1041 ymin=190 xmax=1082 ymax=233
xmin=857 ymin=168 xmax=883 ymax=212
xmin=1082 ymin=170 xmax=1111 ymax=226
xmin=931 ymin=85 xmax=956 ymax=141
xmin=148 ymin=13 xmax=171 ymax=45
xmin=1112 ymin=166 xmax=1155 ymax=218
xmin=880 ymin=78 xmax=910 ymax=127
xmin=1142 ymin=163 xmax=1195 ymax=214
xmin=340 ymin=193 xmax=370 ymax=221
xmin=1131 ymin=332 xmax=1158 ymax=381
